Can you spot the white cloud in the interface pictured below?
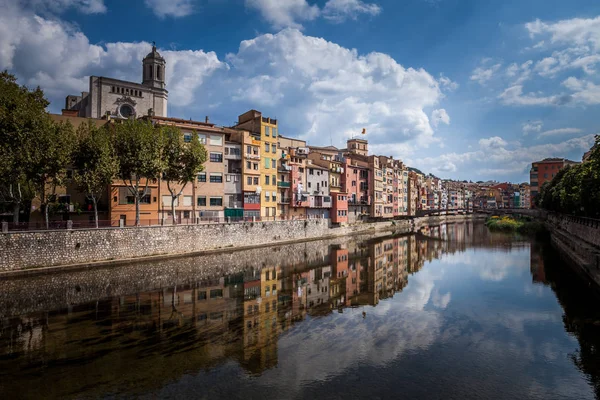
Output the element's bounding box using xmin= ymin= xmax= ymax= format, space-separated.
xmin=522 ymin=120 xmax=543 ymax=135
xmin=245 ymin=0 xmax=320 ymax=29
xmin=0 ymin=4 xmax=447 ymax=160
xmin=0 ymin=2 xmax=225 ymax=107
xmin=415 ymin=134 xmax=596 ymax=180
xmin=479 ymin=136 xmax=508 ymax=149
xmin=431 ymin=109 xmax=450 ymax=128
xmin=144 ymin=0 xmax=194 ymax=18
xmin=561 ymin=77 xmax=600 ymax=105
xmin=470 ymin=63 xmax=501 ymax=85
xmin=226 ymin=29 xmax=446 ymax=152
xmin=24 ymin=0 xmax=106 ymax=14
xmin=498 ymin=85 xmax=571 ymax=106
xmin=537 ymin=127 xmax=582 ymax=138
xmin=439 ymin=75 xmax=459 ymax=91
xmin=526 ymin=16 xmax=600 ymax=51
xmin=322 ymin=0 xmax=381 ymax=23
xmin=245 ymin=0 xmax=381 ymax=29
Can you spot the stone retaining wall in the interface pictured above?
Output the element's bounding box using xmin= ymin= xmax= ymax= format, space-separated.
xmin=0 ymin=215 xmax=482 ymax=272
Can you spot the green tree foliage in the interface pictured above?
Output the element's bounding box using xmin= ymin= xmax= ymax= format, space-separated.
xmin=161 ymin=126 xmax=207 ymax=224
xmin=113 ymin=119 xmax=164 ymax=226
xmin=73 ymin=121 xmax=119 ymax=228
xmin=25 ymin=119 xmax=77 ymax=229
xmin=538 ymin=136 xmax=600 ymax=218
xmin=0 ymin=71 xmax=48 ymax=222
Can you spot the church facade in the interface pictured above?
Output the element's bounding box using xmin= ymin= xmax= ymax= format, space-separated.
xmin=63 ymin=44 xmax=168 ymax=119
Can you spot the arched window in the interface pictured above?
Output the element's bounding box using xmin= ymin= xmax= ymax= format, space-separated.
xmin=148 ymin=65 xmax=153 ymax=81
xmin=157 ymin=65 xmax=161 ymax=80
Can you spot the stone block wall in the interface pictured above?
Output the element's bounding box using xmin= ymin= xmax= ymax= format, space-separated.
xmin=547 ymin=213 xmax=600 ymax=249
xmin=0 ymin=220 xmax=332 ymax=271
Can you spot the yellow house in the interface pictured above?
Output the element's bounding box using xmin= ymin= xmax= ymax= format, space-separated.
xmin=234 ymin=110 xmax=280 ymax=218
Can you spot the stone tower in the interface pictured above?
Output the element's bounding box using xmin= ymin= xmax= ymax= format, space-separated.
xmin=142 ymin=43 xmax=166 ymax=90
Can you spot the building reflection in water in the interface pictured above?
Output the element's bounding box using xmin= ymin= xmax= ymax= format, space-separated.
xmin=1 ymin=222 xmax=589 ymax=399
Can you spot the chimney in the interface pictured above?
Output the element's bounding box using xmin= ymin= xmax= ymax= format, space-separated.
xmin=205 ymin=116 xmax=209 ymax=123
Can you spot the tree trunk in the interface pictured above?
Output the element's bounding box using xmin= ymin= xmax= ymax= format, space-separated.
xmin=135 ymin=178 xmax=141 ymax=227
xmin=171 ymin=195 xmax=177 ymax=225
xmin=93 ymin=197 xmax=99 ymax=229
xmin=12 ymin=202 xmax=19 ymax=224
xmin=44 ymin=201 xmax=49 ymax=230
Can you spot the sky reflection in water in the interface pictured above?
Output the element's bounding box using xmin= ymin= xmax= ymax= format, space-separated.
xmin=0 ymin=223 xmax=598 ymax=400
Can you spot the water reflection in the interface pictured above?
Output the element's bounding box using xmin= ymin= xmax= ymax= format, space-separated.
xmin=0 ymin=223 xmax=598 ymax=399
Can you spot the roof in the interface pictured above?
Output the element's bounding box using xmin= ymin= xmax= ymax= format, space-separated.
xmin=144 ymin=45 xmax=165 ymax=62
xmin=150 ymin=116 xmax=215 ymax=128
xmin=308 ymin=164 xmax=329 ymax=171
xmin=49 ymin=114 xmax=110 ymax=129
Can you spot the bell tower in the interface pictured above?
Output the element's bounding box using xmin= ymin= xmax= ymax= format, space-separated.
xmin=142 ymin=42 xmax=166 ymax=90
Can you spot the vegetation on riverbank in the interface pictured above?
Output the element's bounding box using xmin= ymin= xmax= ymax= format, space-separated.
xmin=536 ymin=135 xmax=599 ymax=218
xmin=485 ymin=215 xmax=546 ymax=234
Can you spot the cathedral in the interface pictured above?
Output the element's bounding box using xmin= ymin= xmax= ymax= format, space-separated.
xmin=63 ymin=44 xmax=168 ymax=119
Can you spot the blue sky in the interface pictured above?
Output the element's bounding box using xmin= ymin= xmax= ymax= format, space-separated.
xmin=1 ymin=0 xmax=599 ymax=183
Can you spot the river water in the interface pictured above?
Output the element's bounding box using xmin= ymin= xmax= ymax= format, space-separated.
xmin=1 ymin=222 xmax=600 ymax=399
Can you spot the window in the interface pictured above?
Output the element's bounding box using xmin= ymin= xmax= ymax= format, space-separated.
xmin=183 ymin=196 xmax=193 ymax=206
xmin=210 ymin=173 xmax=223 ymax=183
xmin=544 ymin=173 xmax=548 ymax=178
xmin=197 ymin=196 xmax=206 ymax=206
xmin=265 ymin=192 xmax=270 ymax=202
xmin=210 ymin=289 xmax=223 ymax=298
xmin=210 ymin=197 xmax=223 ymax=206
xmin=247 ymin=177 xmax=252 ymax=185
xmin=272 ymin=159 xmax=276 ymax=169
xmin=183 ymin=132 xmax=192 ymax=143
xmin=198 ymin=291 xmax=207 ymax=300
xmin=309 ymin=169 xmax=314 ymax=175
xmin=210 ymin=152 xmax=223 ymax=163
xmin=272 ymin=175 xmax=276 ymax=184
xmin=247 ymin=145 xmax=251 ymax=154
xmin=272 ymin=128 xmax=277 ymax=138
xmin=272 ymin=146 xmax=277 ymax=154
xmin=162 ymin=195 xmax=177 ymax=206
xmin=352 ymin=181 xmax=356 ymax=186
xmin=265 ymin=126 xmax=270 ymax=137
xmin=272 ymin=191 xmax=277 ymax=201
xmin=247 ymin=161 xmax=251 ymax=169
xmin=253 ymin=163 xmax=259 ymax=170
xmin=198 ymin=134 xmax=207 ymax=144
xmin=209 ymin=135 xmax=223 ymax=146
xmin=264 ymin=158 xmax=270 ymax=169
xmin=265 ymin=143 xmax=270 ymax=152
xmin=265 ymin=175 xmax=270 ymax=185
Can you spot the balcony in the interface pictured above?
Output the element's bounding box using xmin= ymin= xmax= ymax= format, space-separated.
xmin=246 ymin=153 xmax=261 ymax=160
xmin=277 ymin=181 xmax=291 ymax=188
xmin=278 ymin=197 xmax=291 ymax=204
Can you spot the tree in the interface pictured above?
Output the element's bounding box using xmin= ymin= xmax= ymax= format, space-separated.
xmin=113 ymin=119 xmax=164 ymax=226
xmin=73 ymin=121 xmax=119 ymax=228
xmin=161 ymin=126 xmax=207 ymax=224
xmin=0 ymin=71 xmax=48 ymax=222
xmin=25 ymin=119 xmax=77 ymax=229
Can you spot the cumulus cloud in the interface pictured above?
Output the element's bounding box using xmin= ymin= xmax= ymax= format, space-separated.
xmin=522 ymin=120 xmax=543 ymax=135
xmin=479 ymin=136 xmax=508 ymax=149
xmin=494 ymin=16 xmax=600 ymax=108
xmin=144 ymin=0 xmax=195 ymax=18
xmin=322 ymin=0 xmax=381 ymax=22
xmin=245 ymin=0 xmax=320 ymax=29
xmin=415 ymin=134 xmax=596 ymax=180
xmin=0 ymin=3 xmax=449 ymax=161
xmin=470 ymin=63 xmax=501 ymax=85
xmin=431 ymin=109 xmax=450 ymax=128
xmin=0 ymin=2 xmax=225 ymax=106
xmin=245 ymin=0 xmax=382 ymax=29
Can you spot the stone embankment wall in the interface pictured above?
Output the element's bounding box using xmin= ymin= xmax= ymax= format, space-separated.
xmin=0 ymin=214 xmax=481 ymax=273
xmin=0 ymin=232 xmax=385 ymax=318
xmin=544 ymin=213 xmax=600 ymax=287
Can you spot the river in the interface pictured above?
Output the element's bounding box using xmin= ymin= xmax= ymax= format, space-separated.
xmin=1 ymin=222 xmax=599 ymax=399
